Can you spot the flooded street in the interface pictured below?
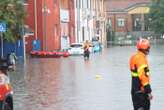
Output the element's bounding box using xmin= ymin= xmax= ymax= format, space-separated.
xmin=9 ymin=45 xmax=164 ymax=110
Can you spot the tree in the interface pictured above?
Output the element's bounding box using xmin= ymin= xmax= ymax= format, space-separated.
xmin=149 ymin=0 xmax=164 ymax=36
xmin=0 ymin=0 xmax=26 ymax=42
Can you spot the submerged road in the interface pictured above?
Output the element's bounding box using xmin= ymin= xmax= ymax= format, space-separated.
xmin=10 ymin=45 xmax=164 ymax=110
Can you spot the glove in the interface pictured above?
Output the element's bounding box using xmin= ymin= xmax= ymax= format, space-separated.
xmin=148 ymin=93 xmax=153 ymax=100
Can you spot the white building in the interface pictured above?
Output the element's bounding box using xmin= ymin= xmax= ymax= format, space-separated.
xmin=75 ymin=0 xmax=106 ymax=45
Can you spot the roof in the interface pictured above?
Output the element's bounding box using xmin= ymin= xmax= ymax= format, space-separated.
xmin=105 ymin=0 xmax=151 ymax=13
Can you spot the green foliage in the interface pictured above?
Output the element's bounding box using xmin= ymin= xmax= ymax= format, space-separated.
xmin=0 ymin=0 xmax=26 ymax=42
xmin=149 ymin=0 xmax=164 ymax=35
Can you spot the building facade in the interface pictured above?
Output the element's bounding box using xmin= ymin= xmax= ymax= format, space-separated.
xmin=60 ymin=0 xmax=75 ymax=50
xmin=26 ymin=0 xmax=75 ymax=52
xmin=75 ymin=0 xmax=106 ymax=45
xmin=105 ymin=0 xmax=152 ymax=45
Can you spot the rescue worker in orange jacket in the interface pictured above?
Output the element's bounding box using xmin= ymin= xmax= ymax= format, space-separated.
xmin=83 ymin=40 xmax=91 ymax=51
xmin=129 ymin=38 xmax=153 ymax=110
xmin=83 ymin=40 xmax=92 ymax=59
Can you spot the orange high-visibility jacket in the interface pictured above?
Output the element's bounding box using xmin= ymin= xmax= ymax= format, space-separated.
xmin=83 ymin=43 xmax=91 ymax=51
xmin=130 ymin=51 xmax=152 ymax=94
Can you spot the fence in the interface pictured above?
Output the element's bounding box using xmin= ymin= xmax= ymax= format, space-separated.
xmin=107 ymin=38 xmax=164 ymax=47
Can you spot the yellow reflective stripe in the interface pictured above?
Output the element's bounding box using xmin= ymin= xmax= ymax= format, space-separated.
xmin=131 ymin=72 xmax=139 ymax=77
xmin=138 ymin=64 xmax=147 ymax=73
xmin=143 ymin=82 xmax=149 ymax=86
xmin=146 ymin=72 xmax=150 ymax=76
xmin=5 ymin=84 xmax=9 ymax=90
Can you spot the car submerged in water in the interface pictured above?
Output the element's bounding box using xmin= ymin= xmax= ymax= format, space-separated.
xmin=68 ymin=43 xmax=84 ymax=55
xmin=68 ymin=43 xmax=93 ymax=55
xmin=0 ymin=59 xmax=13 ymax=110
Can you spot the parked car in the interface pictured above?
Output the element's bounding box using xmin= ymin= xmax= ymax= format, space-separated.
xmin=0 ymin=59 xmax=13 ymax=110
xmin=92 ymin=41 xmax=102 ymax=53
xmin=68 ymin=43 xmax=84 ymax=55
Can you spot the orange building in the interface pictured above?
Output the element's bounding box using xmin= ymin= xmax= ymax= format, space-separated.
xmin=25 ymin=0 xmax=75 ymax=52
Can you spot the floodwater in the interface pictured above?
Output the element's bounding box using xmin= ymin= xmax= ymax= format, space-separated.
xmin=9 ymin=45 xmax=164 ymax=110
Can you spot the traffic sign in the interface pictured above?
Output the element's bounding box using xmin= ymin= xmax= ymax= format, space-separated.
xmin=0 ymin=22 xmax=7 ymax=32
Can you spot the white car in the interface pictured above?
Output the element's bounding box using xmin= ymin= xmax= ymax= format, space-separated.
xmin=68 ymin=43 xmax=84 ymax=55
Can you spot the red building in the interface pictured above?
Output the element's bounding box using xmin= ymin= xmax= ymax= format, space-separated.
xmin=105 ymin=0 xmax=152 ymax=44
xmin=25 ymin=0 xmax=75 ymax=52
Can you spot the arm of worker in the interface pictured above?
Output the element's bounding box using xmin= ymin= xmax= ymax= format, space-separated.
xmin=138 ymin=65 xmax=153 ymax=100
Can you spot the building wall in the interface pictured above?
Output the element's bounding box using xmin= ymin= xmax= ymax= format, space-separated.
xmin=69 ymin=0 xmax=75 ymax=44
xmin=107 ymin=12 xmax=151 ymax=40
xmin=127 ymin=14 xmax=133 ymax=32
xmin=107 ymin=13 xmax=131 ymax=32
xmin=60 ymin=0 xmax=75 ymax=50
xmin=105 ymin=0 xmax=151 ymax=42
xmin=107 ymin=13 xmax=137 ymax=40
xmin=26 ymin=0 xmax=44 ymax=51
xmin=54 ymin=0 xmax=61 ymax=50
xmin=26 ymin=0 xmax=75 ymax=52
xmin=37 ymin=0 xmax=44 ymax=49
xmin=44 ymin=0 xmax=60 ymax=51
xmin=75 ymin=0 xmax=105 ymax=44
xmin=25 ymin=0 xmax=35 ymax=52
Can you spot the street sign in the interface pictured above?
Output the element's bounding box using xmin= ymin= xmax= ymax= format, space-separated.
xmin=0 ymin=22 xmax=7 ymax=32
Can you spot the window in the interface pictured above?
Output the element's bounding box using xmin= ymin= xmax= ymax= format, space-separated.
xmin=117 ymin=18 xmax=125 ymax=27
xmin=54 ymin=0 xmax=57 ymax=4
xmin=76 ymin=0 xmax=80 ymax=8
xmin=54 ymin=0 xmax=57 ymax=8
xmin=23 ymin=0 xmax=28 ymax=4
xmin=132 ymin=14 xmax=142 ymax=31
xmin=96 ymin=21 xmax=100 ymax=28
xmin=107 ymin=19 xmax=112 ymax=27
xmin=144 ymin=14 xmax=151 ymax=31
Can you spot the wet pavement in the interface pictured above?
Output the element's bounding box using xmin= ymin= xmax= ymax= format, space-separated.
xmin=9 ymin=45 xmax=164 ymax=110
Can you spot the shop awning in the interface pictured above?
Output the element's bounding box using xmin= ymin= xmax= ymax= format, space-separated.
xmin=128 ymin=7 xmax=150 ymax=14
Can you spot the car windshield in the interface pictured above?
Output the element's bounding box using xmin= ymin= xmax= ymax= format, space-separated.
xmin=70 ymin=44 xmax=82 ymax=48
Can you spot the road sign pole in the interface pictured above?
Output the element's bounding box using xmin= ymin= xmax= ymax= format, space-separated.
xmin=0 ymin=22 xmax=7 ymax=58
xmin=0 ymin=32 xmax=3 ymax=58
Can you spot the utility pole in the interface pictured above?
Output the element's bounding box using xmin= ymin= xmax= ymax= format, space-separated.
xmin=0 ymin=33 xmax=3 ymax=58
xmin=77 ymin=0 xmax=81 ymax=43
xmin=0 ymin=22 xmax=7 ymax=58
xmin=34 ymin=0 xmax=38 ymax=40
xmin=43 ymin=0 xmax=47 ymax=51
